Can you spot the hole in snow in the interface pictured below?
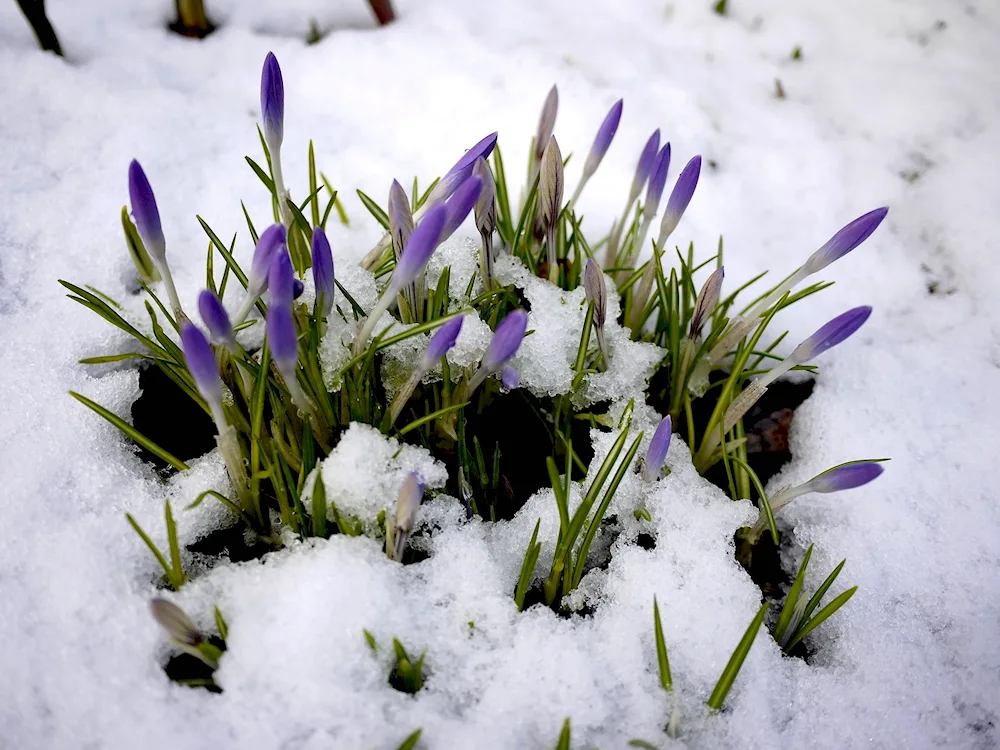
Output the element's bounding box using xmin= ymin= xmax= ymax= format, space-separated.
xmin=163 ymin=635 xmax=225 ymax=693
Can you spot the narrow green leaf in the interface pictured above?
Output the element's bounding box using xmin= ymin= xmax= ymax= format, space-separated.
xmin=653 ymin=596 xmax=672 ymax=691
xmin=707 ymin=602 xmax=769 ymax=711
xmin=357 ymin=189 xmax=390 ymax=229
xmin=165 ymin=500 xmax=185 ymax=588
xmin=125 ymin=513 xmax=174 ymax=584
xmin=514 ymin=519 xmax=542 ymax=611
xmin=784 ymin=587 xmax=858 ymax=653
xmin=398 ymin=401 xmax=469 ymax=436
xmin=396 ymin=729 xmax=423 ymax=750
xmin=312 ymin=472 xmax=328 ymax=538
xmin=773 ymin=544 xmax=813 ymax=644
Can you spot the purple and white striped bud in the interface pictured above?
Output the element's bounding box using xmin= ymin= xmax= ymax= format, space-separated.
xmin=689 ymin=266 xmax=724 ymax=339
xmin=311 ymin=227 xmax=335 ymax=319
xmin=260 ymin=52 xmax=284 ymax=149
xmin=473 ymin=157 xmax=496 ymax=238
xmin=267 ymin=306 xmax=299 ymax=376
xmin=392 ymin=473 xmax=425 ymax=562
xmin=501 ymin=366 xmax=520 ymax=392
xmin=629 ymin=129 xmax=662 ymax=204
xmin=150 ymin=598 xmax=201 ymax=647
xmin=539 ymin=136 xmax=565 ymax=231
xmin=420 ymin=315 xmax=464 ymax=372
xmin=181 ymin=322 xmax=223 ymax=415
xmin=642 ymin=415 xmax=672 ymax=482
xmin=197 ymin=290 xmax=235 ymax=348
xmin=128 ymin=160 xmax=165 ymax=262
xmin=388 ymin=179 xmax=414 ymax=262
xmin=534 ymin=85 xmax=559 ymax=164
xmin=584 ymin=258 xmax=607 ymax=328
xmin=802 ymin=207 xmax=889 ymax=275
xmin=657 ymin=155 xmax=702 ymax=248
xmin=582 ymin=98 xmax=623 ymax=180
xmin=644 ymin=143 xmax=671 ymax=217
xmin=434 ymin=132 xmax=498 ymax=203
xmin=268 ymin=248 xmax=295 ymax=310
xmin=391 ymin=204 xmax=447 ymax=291
xmin=440 ymin=175 xmax=483 ymax=242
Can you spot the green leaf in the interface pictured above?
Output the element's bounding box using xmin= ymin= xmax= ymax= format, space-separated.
xmin=70 ymin=391 xmax=190 ymax=471
xmin=773 ymin=544 xmax=813 ymax=645
xmin=126 ymin=512 xmax=176 ymax=588
xmin=246 ymin=155 xmax=275 ymax=193
xmin=308 ymin=141 xmax=320 ymax=227
xmin=727 ymin=455 xmax=778 ymax=545
xmin=784 ymin=586 xmax=858 ymax=653
xmin=800 ymin=558 xmax=847 ymax=624
xmin=363 ymin=629 xmax=377 ymax=651
xmin=514 ymin=519 xmax=542 ymax=611
xmin=707 ymin=602 xmax=769 ymax=711
xmin=653 ymin=596 xmax=672 ymax=691
xmin=78 ymin=352 xmax=148 ymax=365
xmin=121 ymin=205 xmax=159 ymax=283
xmin=165 ymin=500 xmax=185 ymax=588
xmin=555 ymin=718 xmax=571 ymax=750
xmin=214 ymin=606 xmax=229 ymax=641
xmin=396 ymin=729 xmax=423 ymax=750
xmin=357 ymin=189 xmax=390 ymax=229
xmin=398 ymin=401 xmax=470 ymax=436
xmin=312 ymin=472 xmax=328 ymax=539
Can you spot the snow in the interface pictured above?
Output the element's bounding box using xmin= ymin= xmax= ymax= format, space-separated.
xmin=2 ymin=0 xmax=1000 ymax=749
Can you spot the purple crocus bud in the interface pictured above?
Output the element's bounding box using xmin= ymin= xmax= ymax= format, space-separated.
xmin=802 ymin=207 xmax=889 ymax=275
xmin=658 ymin=155 xmax=702 ymax=246
xmin=293 ymin=279 xmax=305 ymax=299
xmin=790 ymin=306 xmax=872 ymax=362
xmin=501 ymin=366 xmax=520 ymax=392
xmin=421 ymin=315 xmax=464 ymax=371
xmin=437 ymin=132 xmax=499 ymax=201
xmin=393 ymin=473 xmax=425 ymax=561
xmin=473 ymin=157 xmax=496 ymax=238
xmin=642 ymin=415 xmax=672 ymax=482
xmin=582 ymin=99 xmax=623 ymax=179
xmin=391 ymin=203 xmax=447 ymax=291
xmin=388 ymin=179 xmax=414 ymax=261
xmin=260 ymin=52 xmax=284 ymax=148
xmin=267 ymin=306 xmax=298 ymax=374
xmin=181 ymin=322 xmax=223 ymax=412
xmin=268 ymin=248 xmax=295 ymax=310
xmin=311 ymin=227 xmax=335 ymax=318
xmin=248 ymin=224 xmax=287 ymax=296
xmin=584 ymin=258 xmax=607 ymax=328
xmin=629 ymin=129 xmax=661 ymax=203
xmin=128 ymin=160 xmax=165 ymax=262
xmin=689 ymin=266 xmax=724 ymax=339
xmin=198 ymin=290 xmax=235 ymax=347
xmin=802 ymin=462 xmax=884 ymax=494
xmin=644 ymin=143 xmax=671 ymax=216
xmin=440 ymin=175 xmax=483 ymax=242
xmin=534 ymin=85 xmax=559 ymax=164
xmin=484 ymin=309 xmax=528 ymax=371
xmin=538 ymin=136 xmax=564 ymax=234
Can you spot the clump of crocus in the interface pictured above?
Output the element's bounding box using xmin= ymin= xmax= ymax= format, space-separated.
xmin=745 ymin=461 xmax=884 ymax=542
xmin=584 ymin=258 xmax=610 ymax=370
xmin=474 ymin=157 xmax=497 ymax=290
xmin=180 ymin=321 xmax=249 ymax=503
xmin=642 ymin=415 xmax=672 ymax=482
xmin=569 ymin=98 xmax=623 ymax=210
xmin=128 ymin=160 xmax=185 ymax=321
xmin=354 ymin=204 xmax=448 ymax=355
xmin=625 ymin=143 xmax=671 ymax=275
xmin=150 ymin=598 xmax=221 ymax=668
xmin=605 ymin=129 xmax=661 ymax=270
xmin=311 ymin=227 xmax=335 ymax=321
xmin=388 ymin=315 xmax=464 ymax=426
xmin=723 ymin=306 xmax=872 ymax=434
xmin=538 ymin=136 xmax=564 ymax=283
xmin=468 ymin=309 xmax=529 ymax=394
xmin=386 ymin=473 xmax=424 ymax=562
xmin=261 ymin=52 xmax=293 ymax=229
xmin=707 ymin=207 xmax=888 ymax=365
xmin=233 ymin=223 xmax=287 ymax=325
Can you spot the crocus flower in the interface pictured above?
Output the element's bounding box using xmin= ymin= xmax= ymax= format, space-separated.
xmin=233 ymin=224 xmax=287 ymax=325
xmin=388 ymin=179 xmax=414 ymax=261
xmin=128 ymin=160 xmax=165 ymax=262
xmin=474 ymin=157 xmax=496 ymax=239
xmin=293 ymin=279 xmax=304 ymax=299
xmin=534 ymin=85 xmax=559 ymax=165
xmin=390 ymin=473 xmax=424 ymax=562
xmin=689 ymin=266 xmax=724 ymax=339
xmin=629 ymin=144 xmax=671 ymax=266
xmin=539 ymin=136 xmax=564 ymax=281
xmin=629 ymin=129 xmax=662 ymax=204
xmin=802 ymin=207 xmax=889 ymax=275
xmin=440 ymin=175 xmax=483 ymax=242
xmin=268 ymin=248 xmax=295 ymax=310
xmin=181 ymin=322 xmax=223 ymax=418
xmin=433 ymin=132 xmax=499 ymax=204
xmin=584 ymin=258 xmax=611 ymax=370
xmin=267 ymin=305 xmax=298 ymax=379
xmin=501 ymin=366 xmax=520 ymax=392
xmin=421 ymin=315 xmax=464 ymax=371
xmin=150 ymin=598 xmax=202 ymax=647
xmin=312 ymin=227 xmax=335 ymax=319
xmin=570 ymin=98 xmax=623 ymax=209
xmin=657 ymin=155 xmax=702 ymax=248
xmin=721 ymin=307 xmax=872 ymax=433
xmin=469 ymin=309 xmax=529 ymax=393
xmin=642 ymin=415 xmax=672 ymax=482
xmin=197 ymin=290 xmax=235 ymax=347
xmin=260 ymin=52 xmax=284 ymax=149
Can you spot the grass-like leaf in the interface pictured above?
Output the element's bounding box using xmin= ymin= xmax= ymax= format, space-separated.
xmin=707 ymin=602 xmax=769 ymax=711
xmin=515 ymin=519 xmax=542 ymax=611
xmin=653 ymin=596 xmax=672 ymax=691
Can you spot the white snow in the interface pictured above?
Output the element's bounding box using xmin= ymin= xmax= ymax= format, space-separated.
xmin=1 ymin=0 xmax=999 ymax=748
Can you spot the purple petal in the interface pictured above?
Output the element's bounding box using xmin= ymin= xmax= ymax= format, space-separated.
xmin=584 ymin=258 xmax=607 ymax=328
xmin=393 ymin=473 xmax=425 ymax=560
xmin=292 ymin=279 xmax=305 ymax=299
xmin=792 ymin=306 xmax=872 ymax=362
xmin=388 ymin=179 xmax=414 ymax=260
xmin=660 ymin=155 xmax=702 ymax=242
xmin=180 ymin=322 xmax=222 ymax=409
xmin=473 ymin=157 xmax=496 ymax=237
xmin=584 ymin=98 xmax=623 ymax=176
xmin=391 ymin=203 xmax=448 ymax=289
xmin=501 ymin=366 xmax=520 ymax=391
xmin=629 ymin=129 xmax=661 ymax=201
xmin=689 ymin=265 xmax=723 ymax=339
xmin=422 ymin=315 xmax=464 ymax=369
xmin=804 ymin=462 xmax=884 ymax=494
xmin=268 ymin=248 xmax=295 ymax=310
xmin=803 ymin=207 xmax=889 ymax=274
xmin=440 ymin=175 xmax=483 ymax=242
xmin=483 ymin=309 xmax=528 ymax=371
xmin=439 ymin=132 xmax=499 ymax=200
xmin=644 ymin=143 xmax=671 ymax=214
xmin=197 ymin=290 xmax=234 ymax=346
xmin=267 ymin=305 xmax=298 ymax=373
xmin=249 ymin=224 xmax=287 ymax=293
xmin=643 ymin=415 xmax=672 ymax=482
xmin=260 ymin=52 xmax=284 ymax=146
xmin=311 ymin=227 xmax=335 ymax=318
xmin=534 ymin=85 xmax=559 ymax=162
xmin=128 ymin=160 xmax=165 ymax=260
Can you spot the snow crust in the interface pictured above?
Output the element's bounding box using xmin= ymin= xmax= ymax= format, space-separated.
xmin=1 ymin=0 xmax=999 ymax=748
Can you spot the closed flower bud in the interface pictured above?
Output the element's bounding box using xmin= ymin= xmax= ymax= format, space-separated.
xmin=180 ymin=322 xmax=223 ymax=413
xmin=197 ymin=290 xmax=235 ymax=347
xmin=128 ymin=160 xmax=165 ymax=262
xmin=534 ymin=85 xmax=559 ymax=164
xmin=642 ymin=416 xmax=672 ymax=482
xmin=260 ymin=52 xmax=284 ymax=148
xmin=689 ymin=265 xmax=724 ymax=339
xmin=311 ymin=227 xmax=335 ymax=318
xmin=802 ymin=207 xmax=889 ymax=275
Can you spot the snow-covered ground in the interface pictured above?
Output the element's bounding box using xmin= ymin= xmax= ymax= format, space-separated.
xmin=1 ymin=1 xmax=999 ymax=748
